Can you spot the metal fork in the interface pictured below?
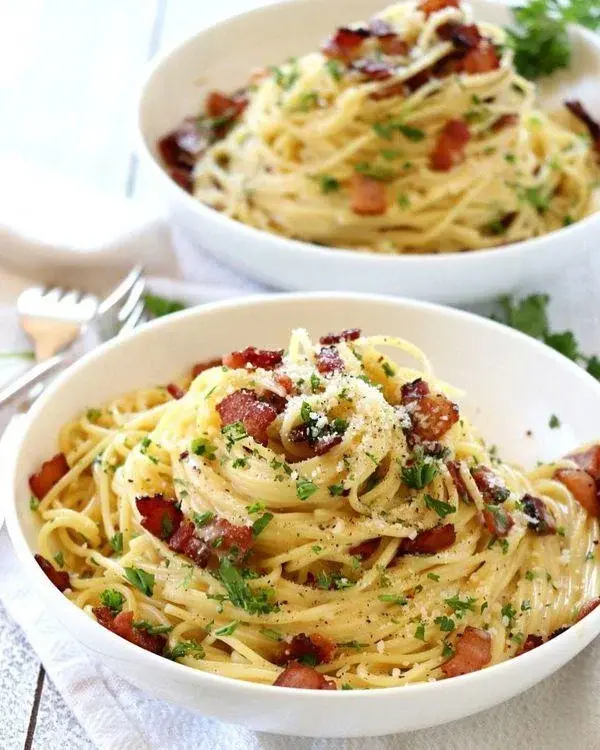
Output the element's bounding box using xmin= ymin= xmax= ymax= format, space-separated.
xmin=0 ymin=266 xmax=144 ymax=408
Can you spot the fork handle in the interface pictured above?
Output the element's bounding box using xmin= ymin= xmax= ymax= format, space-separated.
xmin=0 ymin=355 xmax=65 ymax=408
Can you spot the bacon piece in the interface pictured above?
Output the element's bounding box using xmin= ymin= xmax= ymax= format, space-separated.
xmin=351 ymin=59 xmax=394 ymax=81
xmin=349 ymin=538 xmax=379 ymax=559
xmin=566 ymin=445 xmax=600 ymax=480
xmin=288 ymin=424 xmax=343 ymax=457
xmin=158 ymin=118 xmax=210 ymax=192
xmin=322 ymin=27 xmax=370 ymax=61
xmin=350 ymin=174 xmax=387 ymax=216
xmin=223 ymin=346 xmax=283 ymax=370
xmin=260 ymin=389 xmax=288 ymax=414
xmin=411 ymin=394 xmax=460 ymax=441
xmin=319 ymin=328 xmax=361 ymax=345
xmin=200 ymin=517 xmax=253 ymax=557
xmin=418 ymin=0 xmax=460 ymax=16
xmin=438 ymin=22 xmax=482 ymax=48
xmin=442 ymin=626 xmax=491 ymax=678
xmin=275 ymin=373 xmax=294 ymax=394
xmin=166 ymin=383 xmax=185 ymax=400
xmin=565 ymin=100 xmax=600 ymax=154
xmin=168 ymin=520 xmax=212 ymax=567
xmin=404 ymin=68 xmax=433 ymax=93
xmin=555 ymin=468 xmax=600 ymax=517
xmin=243 ymin=401 xmax=278 ymax=446
xmin=315 ymin=346 xmax=345 ymax=374
xmin=492 ymin=114 xmax=518 ymax=132
xmin=460 ymin=40 xmax=500 ymax=74
xmin=370 ymin=81 xmax=406 ymax=101
xmin=277 ymin=633 xmax=337 ymax=665
xmin=273 ymin=662 xmax=337 ymax=689
xmin=380 ymin=36 xmax=408 ymax=56
xmin=521 ymin=494 xmax=556 ymax=535
xmin=398 ymin=524 xmax=456 ymax=555
xmin=430 ymin=119 xmax=470 ymax=171
xmin=216 ymin=389 xmax=258 ymax=424
xmin=29 ymin=453 xmax=70 ymax=500
xmin=92 ymin=607 xmax=166 ymax=655
xmin=575 ymin=598 xmax=600 ymax=622
xmin=517 ymin=634 xmax=544 ymax=655
xmin=446 ymin=461 xmax=469 ymax=500
xmin=166 ymin=166 xmax=193 ymax=191
xmin=191 ymin=358 xmax=222 ymax=378
xmin=205 ymin=90 xmax=248 ymax=120
xmin=401 ymin=378 xmax=430 ymax=403
xmin=471 ymin=466 xmax=509 ymax=504
xmin=136 ymin=495 xmax=183 ymax=540
xmin=482 ymin=505 xmax=513 ymax=538
xmin=35 ymin=554 xmax=70 ymax=592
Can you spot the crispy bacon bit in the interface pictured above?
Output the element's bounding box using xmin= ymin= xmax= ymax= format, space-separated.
xmin=565 ymin=100 xmax=600 ymax=154
xmin=289 ymin=424 xmax=343 ymax=457
xmin=319 ymin=328 xmax=361 ymax=345
xmin=380 ymin=36 xmax=408 ymax=56
xmin=223 ymin=346 xmax=283 ymax=371
xmin=398 ymin=524 xmax=456 ymax=555
xmin=418 ymin=0 xmax=460 ymax=17
xmin=349 ymin=538 xmax=380 ymax=559
xmin=521 ymin=494 xmax=556 ymax=535
xmin=201 ymin=517 xmax=253 ymax=557
xmin=370 ymin=81 xmax=406 ymax=101
xmin=158 ymin=118 xmax=210 ymax=192
xmin=278 ymin=633 xmax=337 ymax=665
xmin=275 ymin=373 xmax=294 ymax=394
xmin=411 ymin=395 xmax=460 ymax=441
xmin=471 ymin=466 xmax=509 ymax=504
xmin=322 ymin=27 xmax=370 ymax=61
xmin=35 ymin=554 xmax=70 ymax=592
xmin=492 ymin=114 xmax=518 ymax=132
xmin=430 ymin=119 xmax=470 ymax=171
xmin=351 ymin=59 xmax=394 ymax=81
xmin=29 ymin=453 xmax=70 ymax=500
xmin=566 ymin=445 xmax=600 ymax=480
xmin=442 ymin=626 xmax=491 ymax=678
xmin=482 ymin=505 xmax=513 ymax=537
xmin=440 ymin=23 xmax=482 ymax=48
xmin=166 ymin=383 xmax=185 ymax=400
xmin=575 ymin=598 xmax=600 ymax=622
xmin=404 ymin=67 xmax=433 ymax=93
xmin=446 ymin=461 xmax=469 ymax=500
xmin=260 ymin=389 xmax=288 ymax=414
xmin=273 ymin=662 xmax=337 ymax=689
xmin=168 ymin=520 xmax=212 ymax=567
xmin=191 ymin=358 xmax=222 ymax=378
xmin=92 ymin=607 xmax=167 ymax=655
xmin=243 ymin=401 xmax=278 ymax=446
xmin=216 ymin=389 xmax=257 ymax=424
xmin=401 ymin=378 xmax=430 ymax=403
xmin=205 ymin=90 xmax=248 ymax=120
xmin=517 ymin=634 xmax=544 ymax=655
xmin=136 ymin=495 xmax=183 ymax=540
xmin=460 ymin=40 xmax=500 ymax=74
xmin=555 ymin=468 xmax=600 ymax=517
xmin=350 ymin=174 xmax=387 ymax=216
xmin=315 ymin=346 xmax=345 ymax=374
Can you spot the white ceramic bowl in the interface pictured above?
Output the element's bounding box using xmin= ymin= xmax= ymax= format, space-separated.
xmin=137 ymin=0 xmax=600 ymax=304
xmin=6 ymin=293 xmax=600 ymax=737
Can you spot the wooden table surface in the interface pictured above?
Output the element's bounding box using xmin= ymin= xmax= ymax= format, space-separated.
xmin=1 ymin=1 xmax=599 ymax=748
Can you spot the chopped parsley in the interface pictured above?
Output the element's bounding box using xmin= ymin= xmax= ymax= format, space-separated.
xmin=521 ymin=600 xmax=531 ymax=611
xmin=397 ymin=194 xmax=411 ymax=209
xmin=442 ymin=642 xmax=455 ymax=658
xmin=165 ymin=640 xmax=205 ymax=661
xmin=328 ymin=483 xmax=345 ymax=496
xmin=86 ymin=408 xmax=102 ymax=422
xmin=297 ymin=478 xmax=318 ymax=501
xmin=427 ymin=572 xmax=440 ymax=582
xmin=549 ymin=414 xmax=561 ymax=429
xmin=434 ymin=615 xmax=456 ymax=632
xmin=354 ymin=161 xmax=395 ymax=182
xmin=415 ymin=622 xmax=426 ymax=641
xmin=444 ymin=595 xmax=476 ymax=618
xmin=133 ymin=620 xmax=173 ymax=635
xmin=293 ymin=90 xmax=319 ymax=112
xmin=270 ymin=60 xmax=299 ymax=90
xmin=325 ymin=59 xmax=344 ymax=81
xmin=124 ymin=567 xmax=155 ymax=597
xmin=310 ymin=373 xmax=322 ymax=393
xmin=525 ymin=569 xmax=535 ymax=581
xmin=401 ymin=455 xmax=438 ymax=490
xmin=191 ymin=436 xmax=217 ymax=459
xmin=425 ymin=494 xmax=456 ymax=519
xmin=260 ymin=627 xmax=284 ymax=641
xmin=246 ymin=502 xmax=265 ymax=514
xmin=193 ymin=511 xmax=215 ymax=528
xmin=318 ymin=175 xmax=341 ymax=194
xmin=312 ymin=545 xmax=323 ymax=554
xmin=252 ymin=512 xmax=273 ymax=537
xmin=501 ymin=602 xmax=517 ymax=627
xmin=99 ymin=589 xmax=124 ymax=614
xmin=521 ymin=185 xmax=550 ymax=213
xmin=381 ymin=148 xmax=402 ymax=160
xmin=378 ymin=594 xmax=408 ymax=606
xmin=29 ymin=496 xmax=40 ymax=511
xmin=53 ymin=551 xmax=64 ymax=568
xmin=222 ymin=421 xmax=247 ymax=447
xmin=217 ymin=557 xmax=277 ymax=614
xmin=232 ymin=457 xmax=249 ymax=469
xmin=215 ymin=621 xmax=239 ymax=637
xmin=382 ymin=361 xmax=395 ymax=377
xmin=109 ymin=532 xmax=123 ymax=554
xmin=373 ymin=120 xmax=425 ymax=142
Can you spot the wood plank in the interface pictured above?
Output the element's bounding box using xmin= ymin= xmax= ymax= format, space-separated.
xmin=0 ymin=601 xmax=42 ymax=748
xmin=31 ymin=674 xmax=94 ymax=750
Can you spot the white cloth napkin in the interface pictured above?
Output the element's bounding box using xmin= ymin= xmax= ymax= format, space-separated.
xmin=1 ymin=172 xmax=600 ymax=750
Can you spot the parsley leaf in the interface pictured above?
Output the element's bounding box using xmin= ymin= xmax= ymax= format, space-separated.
xmin=215 ymin=621 xmax=239 ymax=636
xmin=318 ymin=175 xmax=341 ymax=194
xmin=401 ymin=455 xmax=438 ymax=490
xmin=444 ymin=594 xmax=476 ymax=618
xmin=548 ymin=414 xmax=560 ymax=429
xmin=378 ymin=594 xmax=408 ymax=606
xmin=434 ymin=615 xmax=456 ymax=632
xmin=252 ymin=512 xmax=273 ymax=537
xmin=165 ymin=640 xmax=205 ymax=661
xmin=297 ymin=478 xmax=318 ymax=501
xmin=191 ymin=436 xmax=217 ymax=459
xmin=143 ymin=294 xmax=186 ymax=318
xmin=425 ymin=494 xmax=456 ymax=519
xmin=109 ymin=532 xmax=123 ymax=554
xmin=99 ymin=589 xmax=124 ymax=614
xmin=124 ymin=567 xmax=155 ymax=597
xmin=193 ymin=511 xmax=215 ymax=527
xmin=217 ymin=557 xmax=277 ymax=614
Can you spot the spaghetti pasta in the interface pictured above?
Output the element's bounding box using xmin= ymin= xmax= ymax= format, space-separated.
xmin=30 ymin=328 xmax=600 ymax=689
xmin=159 ymin=0 xmax=600 ymax=255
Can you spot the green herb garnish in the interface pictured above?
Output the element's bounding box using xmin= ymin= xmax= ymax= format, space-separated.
xmin=124 ymin=567 xmax=155 ymax=597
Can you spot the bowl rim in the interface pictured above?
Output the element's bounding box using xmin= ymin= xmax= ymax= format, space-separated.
xmin=136 ymin=0 xmax=600 ymax=268
xmin=7 ymin=290 xmax=600 ymax=699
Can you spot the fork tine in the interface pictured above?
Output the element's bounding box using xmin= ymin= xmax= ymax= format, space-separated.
xmin=118 ymin=278 xmax=146 ymax=322
xmin=117 ymin=300 xmax=146 ymax=337
xmin=97 ymin=264 xmax=144 ymax=317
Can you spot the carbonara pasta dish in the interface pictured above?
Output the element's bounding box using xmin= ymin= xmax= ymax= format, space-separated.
xmin=30 ymin=327 xmax=600 ymax=690
xmin=158 ymin=0 xmax=600 ymax=255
